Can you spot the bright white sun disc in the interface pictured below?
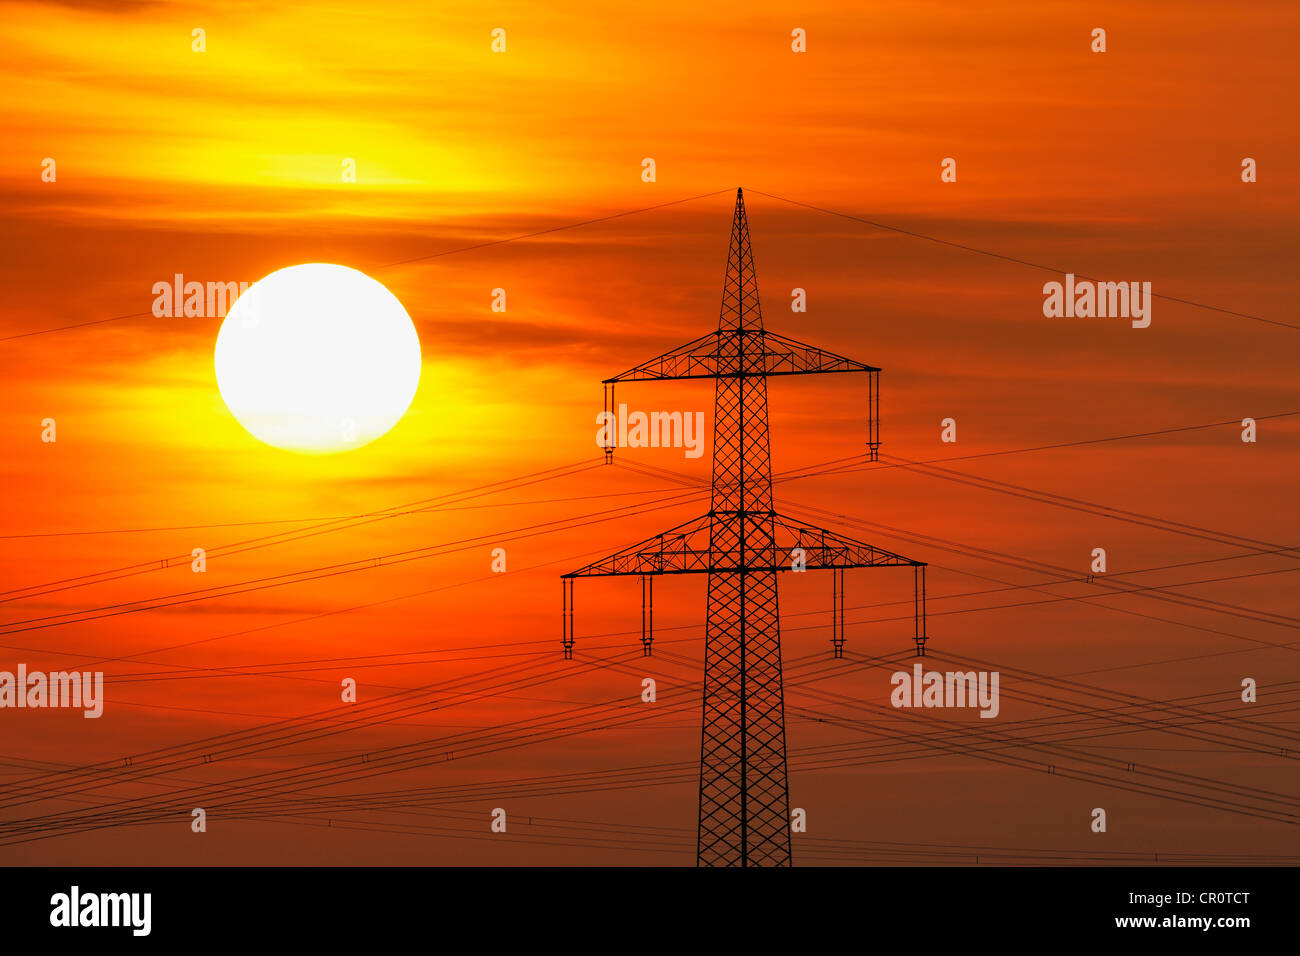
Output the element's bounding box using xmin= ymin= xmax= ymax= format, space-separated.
xmin=215 ymin=264 xmax=421 ymax=453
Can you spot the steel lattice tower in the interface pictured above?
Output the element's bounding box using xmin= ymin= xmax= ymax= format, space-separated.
xmin=562 ymin=189 xmax=928 ymax=866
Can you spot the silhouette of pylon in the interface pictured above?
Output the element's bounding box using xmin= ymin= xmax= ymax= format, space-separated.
xmin=562 ymin=188 xmax=928 ymax=867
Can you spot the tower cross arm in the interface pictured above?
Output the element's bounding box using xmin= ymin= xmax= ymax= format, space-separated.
xmin=770 ymin=512 xmax=922 ymax=570
xmin=562 ymin=511 xmax=924 ymax=579
xmin=758 ymin=330 xmax=881 ymax=377
xmin=562 ymin=512 xmax=714 ymax=577
xmin=602 ymin=328 xmax=880 ymax=385
xmin=604 ymin=331 xmax=725 ymax=383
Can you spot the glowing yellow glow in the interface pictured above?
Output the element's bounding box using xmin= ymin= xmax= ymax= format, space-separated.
xmin=215 ymin=264 xmax=421 ymax=453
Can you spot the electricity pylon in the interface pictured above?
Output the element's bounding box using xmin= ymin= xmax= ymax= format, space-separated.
xmin=561 ymin=188 xmax=928 ymax=867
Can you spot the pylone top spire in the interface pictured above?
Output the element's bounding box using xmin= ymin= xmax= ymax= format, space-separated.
xmin=718 ymin=188 xmax=764 ymax=332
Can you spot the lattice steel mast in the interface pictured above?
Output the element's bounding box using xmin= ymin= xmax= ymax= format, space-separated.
xmin=561 ymin=189 xmax=928 ymax=867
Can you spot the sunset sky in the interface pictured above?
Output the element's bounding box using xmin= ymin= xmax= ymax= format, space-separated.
xmin=1 ymin=0 xmax=1298 ymax=864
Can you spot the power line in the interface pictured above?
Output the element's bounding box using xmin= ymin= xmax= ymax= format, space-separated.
xmin=779 ymin=410 xmax=1300 ymax=479
xmin=0 ymin=484 xmax=708 ymax=639
xmin=746 ymin=188 xmax=1300 ymax=332
xmin=622 ymin=454 xmax=1300 ymax=639
xmin=0 ymin=458 xmax=601 ymax=604
xmin=880 ymin=451 xmax=1299 ymax=558
xmin=0 ymin=657 xmax=674 ymax=838
xmin=379 ymin=188 xmax=733 ymax=267
xmin=0 ymin=189 xmax=733 ymax=343
xmin=0 ymin=483 xmax=685 ymax=540
xmin=0 ymin=310 xmax=154 ymax=343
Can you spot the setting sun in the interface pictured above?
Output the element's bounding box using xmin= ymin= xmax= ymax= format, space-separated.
xmin=214 ymin=263 xmax=422 ymax=453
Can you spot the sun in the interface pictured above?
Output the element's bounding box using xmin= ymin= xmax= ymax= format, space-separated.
xmin=214 ymin=263 xmax=422 ymax=453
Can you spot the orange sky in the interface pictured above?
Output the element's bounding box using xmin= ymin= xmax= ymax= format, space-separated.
xmin=1 ymin=0 xmax=1298 ymax=864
